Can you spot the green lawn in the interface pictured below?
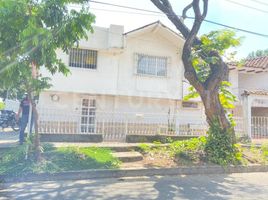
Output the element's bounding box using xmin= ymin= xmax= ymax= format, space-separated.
xmin=0 ymin=144 xmax=120 ymax=176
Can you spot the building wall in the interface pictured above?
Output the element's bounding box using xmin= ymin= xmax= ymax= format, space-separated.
xmin=116 ymin=31 xmax=183 ymax=99
xmin=229 ymin=69 xmax=239 ymax=98
xmin=38 ymin=91 xmax=205 ymax=123
xmin=238 ymin=72 xmax=268 ymax=95
xmin=41 ymin=24 xmax=185 ymax=100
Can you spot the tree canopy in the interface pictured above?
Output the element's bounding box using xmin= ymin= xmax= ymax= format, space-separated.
xmin=247 ymin=49 xmax=268 ymax=59
xmin=0 ymin=0 xmax=95 ymax=161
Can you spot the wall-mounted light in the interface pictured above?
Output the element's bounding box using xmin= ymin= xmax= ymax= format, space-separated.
xmin=51 ymin=94 xmax=60 ymax=102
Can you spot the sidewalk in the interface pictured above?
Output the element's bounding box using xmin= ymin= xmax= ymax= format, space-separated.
xmin=0 ymin=131 xmax=18 ymax=148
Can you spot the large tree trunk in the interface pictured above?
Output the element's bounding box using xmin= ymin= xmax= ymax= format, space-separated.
xmin=200 ymin=91 xmax=231 ymax=130
xmin=151 ymin=0 xmax=233 ymax=133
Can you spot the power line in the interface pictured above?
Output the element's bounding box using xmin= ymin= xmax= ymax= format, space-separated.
xmin=88 ymin=0 xmax=161 ymax=14
xmin=223 ymin=0 xmax=268 ymax=14
xmin=86 ymin=0 xmax=268 ymax=38
xmin=248 ymin=0 xmax=268 ymax=7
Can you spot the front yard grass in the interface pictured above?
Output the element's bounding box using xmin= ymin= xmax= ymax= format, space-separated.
xmin=137 ymin=137 xmax=268 ymax=168
xmin=0 ymin=144 xmax=120 ymax=176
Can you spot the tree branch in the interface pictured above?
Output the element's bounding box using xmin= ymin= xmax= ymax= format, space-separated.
xmin=204 ymin=51 xmax=229 ymax=90
xmin=151 ymin=0 xmax=204 ymax=91
xmin=182 ymin=3 xmax=193 ymax=20
xmin=151 ymin=0 xmax=200 ymax=45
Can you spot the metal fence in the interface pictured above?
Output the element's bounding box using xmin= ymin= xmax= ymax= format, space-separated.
xmin=251 ymin=116 xmax=268 ymax=139
xmin=38 ymin=109 xmax=208 ymax=141
xmin=37 ymin=108 xmax=251 ymax=141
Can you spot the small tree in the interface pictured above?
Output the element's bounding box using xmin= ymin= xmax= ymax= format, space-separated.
xmin=0 ymin=0 xmax=95 ymax=161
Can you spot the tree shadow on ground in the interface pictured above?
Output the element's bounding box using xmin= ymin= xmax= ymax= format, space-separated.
xmin=154 ymin=173 xmax=265 ymax=200
xmin=0 ymin=173 xmax=267 ymax=200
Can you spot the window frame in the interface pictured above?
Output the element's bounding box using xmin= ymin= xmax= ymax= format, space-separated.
xmin=69 ymin=48 xmax=98 ymax=70
xmin=135 ymin=53 xmax=168 ymax=77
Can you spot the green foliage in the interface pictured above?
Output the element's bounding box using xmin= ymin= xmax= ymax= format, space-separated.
xmin=219 ymin=81 xmax=237 ymax=109
xmin=191 ymin=29 xmax=241 ymax=83
xmin=183 ymin=86 xmax=199 ymax=101
xmin=138 ymin=143 xmax=151 ymax=153
xmin=205 ymin=119 xmax=241 ymax=165
xmin=0 ymin=146 xmax=120 ymax=176
xmin=261 ymin=143 xmax=268 ymax=160
xmin=200 ymin=30 xmax=241 ymax=56
xmin=184 ymin=81 xmax=237 ymax=111
xmin=184 ymin=30 xmax=240 ymax=112
xmin=0 ymin=101 xmax=5 ymax=110
xmin=247 ymin=48 xmax=268 ymax=59
xmin=170 ymin=137 xmax=206 ymax=155
xmin=0 ymin=0 xmax=95 ymax=98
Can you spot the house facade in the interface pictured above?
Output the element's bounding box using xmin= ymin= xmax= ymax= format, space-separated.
xmin=37 ymin=21 xmax=268 ymax=141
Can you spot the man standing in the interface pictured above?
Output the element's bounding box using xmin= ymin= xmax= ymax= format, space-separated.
xmin=17 ymin=93 xmax=30 ymax=145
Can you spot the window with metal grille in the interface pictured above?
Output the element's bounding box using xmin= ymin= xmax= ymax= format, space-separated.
xmin=69 ymin=48 xmax=97 ymax=69
xmin=135 ymin=53 xmax=168 ymax=77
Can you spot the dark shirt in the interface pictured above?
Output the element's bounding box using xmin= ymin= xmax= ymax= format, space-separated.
xmin=20 ymin=98 xmax=30 ymax=116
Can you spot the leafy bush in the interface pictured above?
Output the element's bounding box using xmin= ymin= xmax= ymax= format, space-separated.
xmin=261 ymin=143 xmax=268 ymax=161
xmin=205 ymin=120 xmax=241 ymax=165
xmin=169 ymin=137 xmax=206 ymax=163
xmin=138 ymin=143 xmax=151 ymax=153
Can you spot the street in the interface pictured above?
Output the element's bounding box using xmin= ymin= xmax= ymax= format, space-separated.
xmin=1 ymin=172 xmax=268 ymax=200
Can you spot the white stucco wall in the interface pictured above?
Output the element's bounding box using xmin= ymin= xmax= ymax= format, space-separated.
xmin=229 ymin=69 xmax=239 ymax=98
xmin=238 ymin=72 xmax=268 ymax=95
xmin=41 ymin=24 xmax=185 ymax=100
xmin=116 ymin=31 xmax=183 ymax=99
xmin=38 ymin=91 xmax=205 ymax=123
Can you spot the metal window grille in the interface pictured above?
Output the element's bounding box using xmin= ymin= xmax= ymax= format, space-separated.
xmin=136 ymin=53 xmax=167 ymax=77
xmin=69 ymin=48 xmax=98 ymax=69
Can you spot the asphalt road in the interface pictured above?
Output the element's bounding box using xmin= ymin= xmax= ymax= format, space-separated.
xmin=1 ymin=172 xmax=268 ymax=200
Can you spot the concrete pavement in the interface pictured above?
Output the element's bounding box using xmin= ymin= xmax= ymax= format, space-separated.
xmin=0 ymin=131 xmax=18 ymax=148
xmin=1 ymin=172 xmax=268 ymax=200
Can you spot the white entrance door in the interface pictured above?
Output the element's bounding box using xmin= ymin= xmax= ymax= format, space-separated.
xmin=80 ymin=99 xmax=96 ymax=133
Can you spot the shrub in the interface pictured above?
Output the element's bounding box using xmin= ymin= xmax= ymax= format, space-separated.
xmin=205 ymin=119 xmax=240 ymax=165
xmin=138 ymin=143 xmax=151 ymax=153
xmin=169 ymin=137 xmax=206 ymax=162
xmin=261 ymin=143 xmax=268 ymax=161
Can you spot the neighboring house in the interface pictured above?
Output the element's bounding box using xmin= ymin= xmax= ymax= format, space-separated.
xmin=228 ymin=56 xmax=268 ymax=138
xmin=38 ymin=21 xmax=268 ymax=141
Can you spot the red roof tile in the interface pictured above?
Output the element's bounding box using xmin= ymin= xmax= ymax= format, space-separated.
xmin=244 ymin=56 xmax=268 ymax=69
xmin=228 ymin=56 xmax=268 ymax=73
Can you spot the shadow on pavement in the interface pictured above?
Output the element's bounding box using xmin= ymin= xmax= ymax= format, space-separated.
xmin=0 ymin=173 xmax=267 ymax=200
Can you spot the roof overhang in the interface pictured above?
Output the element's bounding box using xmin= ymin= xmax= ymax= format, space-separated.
xmin=124 ymin=21 xmax=185 ymax=45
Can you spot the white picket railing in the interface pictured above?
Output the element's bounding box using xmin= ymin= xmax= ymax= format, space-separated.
xmin=37 ymin=109 xmax=208 ymax=141
xmin=37 ymin=108 xmax=251 ymax=141
xmin=251 ymin=116 xmax=268 ymax=139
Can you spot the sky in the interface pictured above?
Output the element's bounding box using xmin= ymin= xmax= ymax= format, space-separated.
xmin=79 ymin=0 xmax=268 ymax=59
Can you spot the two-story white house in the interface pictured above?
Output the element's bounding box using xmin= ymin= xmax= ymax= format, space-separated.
xmin=37 ymin=21 xmax=268 ymax=141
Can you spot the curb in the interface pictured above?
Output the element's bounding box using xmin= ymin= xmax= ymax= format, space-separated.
xmin=1 ymin=165 xmax=268 ymax=183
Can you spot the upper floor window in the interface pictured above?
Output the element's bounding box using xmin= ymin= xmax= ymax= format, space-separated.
xmin=135 ymin=53 xmax=168 ymax=77
xmin=69 ymin=48 xmax=97 ymax=69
